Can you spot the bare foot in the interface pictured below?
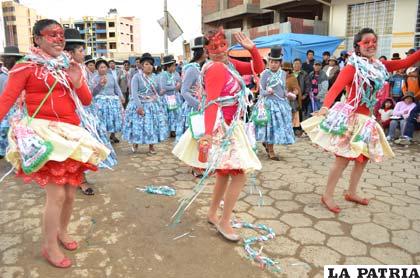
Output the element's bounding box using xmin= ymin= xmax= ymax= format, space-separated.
xmin=207 ymin=213 xmax=219 ymax=225
xmin=321 ymin=195 xmax=341 ymax=213
xmin=58 ymin=231 xmax=75 ymax=245
xmin=42 ymin=244 xmax=66 ymax=264
xmin=218 ymin=220 xmax=236 ymax=235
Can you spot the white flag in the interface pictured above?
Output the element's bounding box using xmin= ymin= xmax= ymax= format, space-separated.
xmin=158 ymin=12 xmax=183 ymax=42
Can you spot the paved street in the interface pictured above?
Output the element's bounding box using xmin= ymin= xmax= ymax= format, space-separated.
xmin=0 ymin=136 xmax=419 ymax=278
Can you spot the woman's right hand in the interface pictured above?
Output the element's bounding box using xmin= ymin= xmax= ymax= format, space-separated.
xmin=198 ymin=134 xmax=212 ymax=148
xmin=100 ymin=76 xmax=107 ymax=86
xmin=137 ymin=107 xmax=145 ymax=116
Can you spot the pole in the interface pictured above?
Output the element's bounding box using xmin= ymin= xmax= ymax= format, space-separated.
xmin=164 ymin=0 xmax=168 ymax=55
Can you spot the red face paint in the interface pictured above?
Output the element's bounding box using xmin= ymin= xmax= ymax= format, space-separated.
xmin=40 ymin=25 xmax=64 ymax=44
xmin=205 ymin=28 xmax=228 ymax=55
xmin=357 ymin=37 xmax=377 ymax=49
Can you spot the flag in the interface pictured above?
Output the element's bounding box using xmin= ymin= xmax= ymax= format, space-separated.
xmin=158 ymin=12 xmax=183 ymax=42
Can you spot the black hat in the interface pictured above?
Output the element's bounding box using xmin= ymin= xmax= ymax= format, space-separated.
xmin=162 ymin=54 xmax=176 ymax=65
xmin=64 ymin=28 xmax=85 ymax=44
xmin=391 ymin=53 xmax=401 ymax=60
xmin=267 ymin=46 xmax=282 ymax=60
xmin=191 ymin=36 xmax=204 ymax=50
xmin=84 ymin=55 xmax=95 ymax=64
xmin=406 ymin=48 xmax=416 ymax=55
xmin=95 ymin=58 xmax=109 ymax=69
xmin=402 ymin=92 xmax=415 ymax=101
xmin=1 ymin=46 xmax=23 ymax=57
xmin=140 ymin=53 xmax=155 ymax=65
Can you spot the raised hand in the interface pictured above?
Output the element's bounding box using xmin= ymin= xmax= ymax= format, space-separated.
xmin=234 ymin=32 xmax=255 ymax=51
xmin=66 ymin=61 xmax=83 ymax=89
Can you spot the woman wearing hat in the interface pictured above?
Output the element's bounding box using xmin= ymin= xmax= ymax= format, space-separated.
xmin=160 ymin=54 xmax=182 ymax=137
xmin=0 ymin=19 xmax=110 ymax=267
xmin=64 ymin=28 xmax=118 ymax=195
xmin=255 ymin=46 xmax=295 ymax=160
xmin=0 ymin=46 xmax=23 ymax=158
xmin=302 ymin=27 xmax=420 ymax=214
xmin=175 ymin=36 xmax=207 ymax=141
xmin=322 ymin=56 xmax=340 ymax=88
xmin=387 ymin=92 xmax=417 ymax=141
xmin=173 ymin=29 xmax=264 ymax=241
xmin=123 ymin=53 xmax=168 ymax=154
xmin=83 ymin=55 xmax=96 ymax=84
xmin=91 ymin=59 xmax=125 ymax=143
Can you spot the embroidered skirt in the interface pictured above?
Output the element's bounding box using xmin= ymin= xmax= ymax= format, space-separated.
xmin=95 ymin=95 xmax=124 ymax=133
xmin=6 ymin=118 xmax=110 ymax=187
xmin=122 ymin=100 xmax=169 ymax=144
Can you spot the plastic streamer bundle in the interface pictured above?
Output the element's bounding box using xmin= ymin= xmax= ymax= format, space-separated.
xmin=171 ymin=61 xmax=254 ymax=225
xmin=137 ymin=185 xmax=176 ymax=196
xmin=232 ymin=221 xmax=280 ymax=272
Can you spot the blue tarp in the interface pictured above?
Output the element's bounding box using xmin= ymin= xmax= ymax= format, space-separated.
xmin=229 ymin=33 xmax=344 ymax=62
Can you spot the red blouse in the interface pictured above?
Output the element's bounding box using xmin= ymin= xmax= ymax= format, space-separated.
xmin=323 ymin=50 xmax=420 ymax=116
xmin=204 ymin=46 xmax=264 ymax=135
xmin=0 ymin=63 xmax=91 ymax=126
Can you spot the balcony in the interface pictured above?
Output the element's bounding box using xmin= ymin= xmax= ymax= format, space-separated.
xmin=96 ymin=49 xmax=108 ymax=54
xmin=95 ymin=29 xmax=107 ymax=34
xmin=203 ymin=3 xmax=268 ymax=24
xmin=260 ymin=0 xmax=330 ymax=9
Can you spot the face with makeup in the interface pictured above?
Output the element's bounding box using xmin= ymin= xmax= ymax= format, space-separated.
xmin=206 ymin=33 xmax=229 ymax=63
xmin=358 ymin=33 xmax=377 ymax=59
xmin=34 ymin=24 xmax=65 ymax=57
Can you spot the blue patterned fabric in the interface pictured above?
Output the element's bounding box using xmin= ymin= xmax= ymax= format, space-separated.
xmin=123 ymin=101 xmax=169 ymax=144
xmin=94 ymin=95 xmax=124 ymax=133
xmin=82 ymin=103 xmax=118 ymax=168
xmin=161 ymin=94 xmax=183 ymax=132
xmin=0 ymin=107 xmax=16 ymax=156
xmin=255 ymin=97 xmax=295 ymax=145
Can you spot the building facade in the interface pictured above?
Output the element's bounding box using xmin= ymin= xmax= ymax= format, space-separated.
xmin=61 ymin=10 xmax=141 ymax=60
xmin=2 ymin=0 xmax=42 ymax=53
xmin=202 ymin=0 xmax=419 ymax=58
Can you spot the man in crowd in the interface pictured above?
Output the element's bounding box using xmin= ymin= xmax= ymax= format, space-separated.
xmin=322 ymin=51 xmax=330 ymax=67
xmin=109 ymin=60 xmax=122 ymax=82
xmin=293 ymin=58 xmax=311 ymax=126
xmin=118 ymin=60 xmax=131 ymax=108
xmin=302 ymin=49 xmax=315 ymax=74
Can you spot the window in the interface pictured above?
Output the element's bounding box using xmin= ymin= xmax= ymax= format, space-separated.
xmin=109 ymin=42 xmax=117 ymax=49
xmin=346 ymin=0 xmax=395 ymax=57
xmin=108 ymin=22 xmax=115 ymax=28
xmin=109 ymin=32 xmax=115 ymax=38
xmin=131 ymin=45 xmax=134 ymax=51
xmin=2 ymin=7 xmax=15 ymax=12
xmin=414 ymin=0 xmax=420 ymax=48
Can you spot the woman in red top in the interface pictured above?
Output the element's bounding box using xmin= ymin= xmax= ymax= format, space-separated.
xmin=173 ymin=29 xmax=264 ymax=241
xmin=302 ymin=28 xmax=420 ymax=213
xmin=0 ymin=19 xmax=109 ymax=268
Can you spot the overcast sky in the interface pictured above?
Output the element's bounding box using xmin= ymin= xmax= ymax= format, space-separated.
xmin=20 ymin=0 xmax=202 ymax=55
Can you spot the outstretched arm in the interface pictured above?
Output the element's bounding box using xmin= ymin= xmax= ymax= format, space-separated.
xmin=382 ymin=50 xmax=420 ymax=72
xmin=229 ymin=46 xmax=265 ymax=75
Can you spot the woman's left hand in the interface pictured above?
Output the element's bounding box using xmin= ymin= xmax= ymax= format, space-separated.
xmin=67 ymin=61 xmax=83 ymax=89
xmin=234 ymin=32 xmax=254 ymax=51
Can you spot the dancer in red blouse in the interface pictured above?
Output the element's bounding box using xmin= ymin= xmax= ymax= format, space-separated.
xmin=302 ymin=28 xmax=420 ymax=213
xmin=173 ymin=29 xmax=264 ymax=241
xmin=0 ymin=19 xmax=109 ymax=268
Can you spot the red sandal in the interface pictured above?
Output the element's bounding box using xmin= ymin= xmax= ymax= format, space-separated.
xmin=344 ymin=193 xmax=369 ymax=206
xmin=41 ymin=248 xmax=72 ymax=268
xmin=321 ymin=196 xmax=341 ymax=214
xmin=58 ymin=236 xmax=78 ymax=251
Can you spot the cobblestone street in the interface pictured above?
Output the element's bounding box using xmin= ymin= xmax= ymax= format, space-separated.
xmin=0 ymin=137 xmax=419 ymax=278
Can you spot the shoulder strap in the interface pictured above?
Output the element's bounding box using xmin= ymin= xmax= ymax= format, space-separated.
xmin=28 ymin=78 xmax=58 ymax=124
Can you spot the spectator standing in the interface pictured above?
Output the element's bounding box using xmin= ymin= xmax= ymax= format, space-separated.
xmin=322 ymin=51 xmax=330 ymax=67
xmin=118 ymin=60 xmax=131 ymax=108
xmin=308 ymin=61 xmax=328 ymax=114
xmin=292 ymin=58 xmax=311 ymax=132
xmin=302 ymin=49 xmax=315 ymax=74
xmin=389 ymin=68 xmax=405 ymax=102
xmin=402 ymin=67 xmax=420 ymax=101
xmin=322 ymin=56 xmax=340 ymax=88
